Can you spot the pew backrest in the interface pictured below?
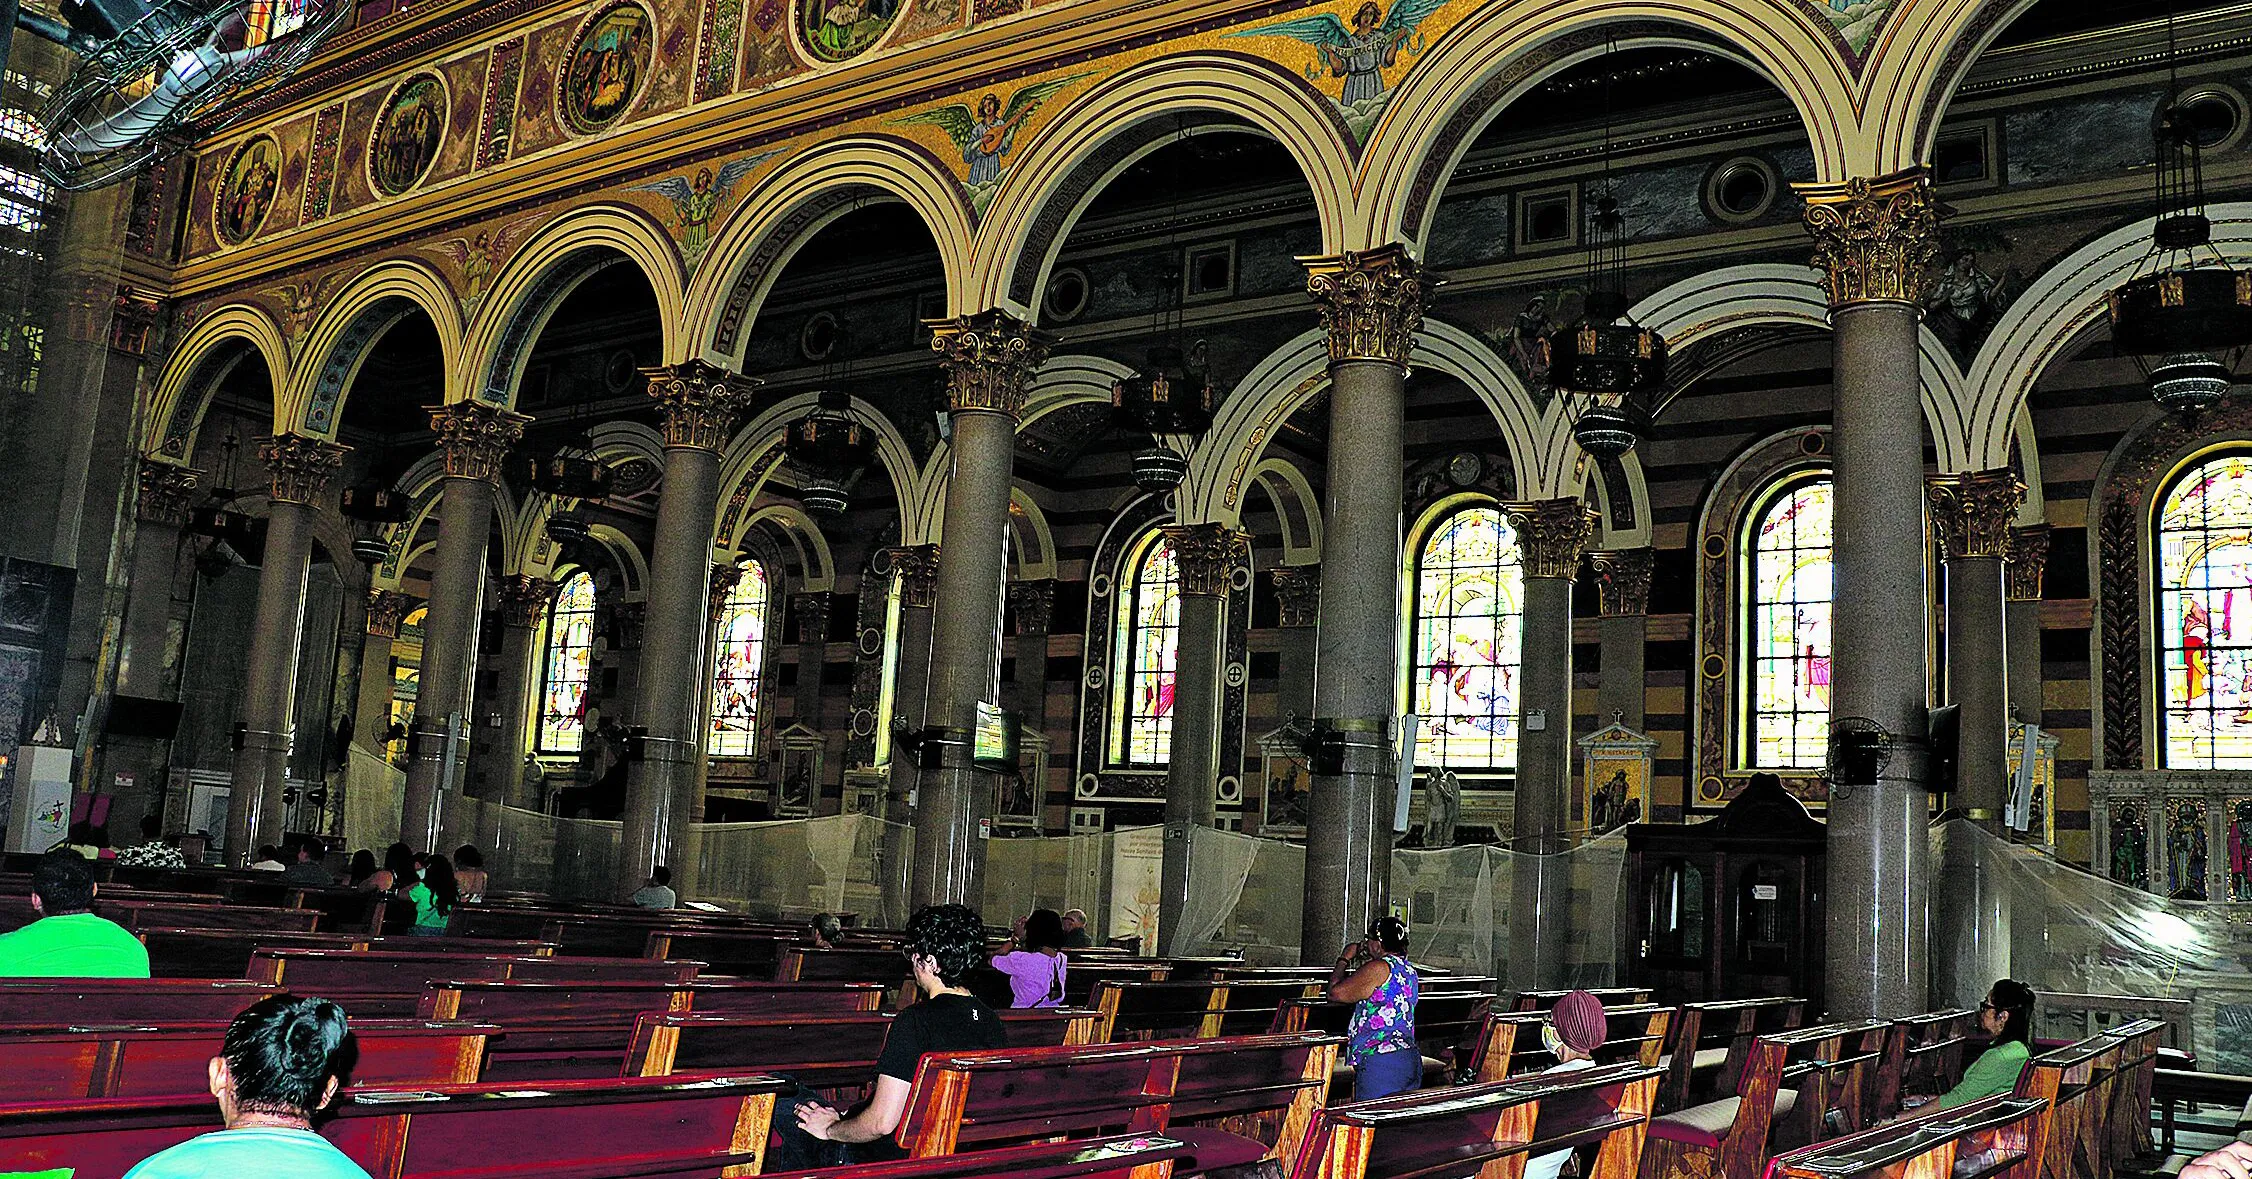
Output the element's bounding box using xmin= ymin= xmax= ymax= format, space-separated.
xmin=0 ymin=1018 xmax=494 ymax=1098
xmin=1288 ymin=1060 xmax=1662 ymax=1179
xmin=1767 ymin=1092 xmax=2050 ymax=1179
xmin=1471 ymin=1003 xmax=1674 ymax=1082
xmin=1510 ymin=987 xmax=1654 ymax=1013
xmin=0 ymin=978 xmax=280 ymax=1025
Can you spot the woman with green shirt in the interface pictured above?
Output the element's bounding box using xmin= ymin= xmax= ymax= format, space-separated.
xmin=1936 ymin=978 xmax=2036 ymax=1108
xmin=405 ymin=854 xmax=458 ymax=936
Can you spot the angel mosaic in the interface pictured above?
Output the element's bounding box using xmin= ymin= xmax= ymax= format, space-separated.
xmin=425 ymin=217 xmax=539 ymax=315
xmin=626 ymin=151 xmax=780 ymax=270
xmin=895 ymin=75 xmax=1082 ymax=213
xmin=1223 ymin=0 xmax=1445 ymax=137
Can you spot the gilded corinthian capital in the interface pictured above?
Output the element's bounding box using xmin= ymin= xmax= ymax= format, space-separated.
xmin=1927 ymin=468 xmax=2024 ymax=560
xmin=499 ymin=575 xmax=559 ymax=628
xmin=886 ymin=544 xmax=942 ymax=608
xmin=647 ymin=360 xmax=760 ymax=451
xmin=136 ymin=459 xmax=200 ymax=527
xmin=429 ymin=401 xmax=530 ymax=482
xmin=259 ymin=434 xmax=348 ymax=505
xmin=707 ymin=562 xmax=745 ymax=623
xmin=1301 ymin=244 xmax=1430 ymax=367
xmin=929 ymin=310 xmax=1051 ymax=419
xmin=1271 ymin=566 xmax=1320 ymax=628
xmin=2007 ymin=524 xmax=2052 ymax=602
xmin=1589 ymin=547 xmax=1656 ymax=617
xmin=1164 ymin=524 xmax=1250 ymax=598
xmin=1799 ymin=168 xmax=1941 ymax=307
xmin=365 ymin=589 xmax=413 ymax=639
xmin=1504 ymin=498 xmax=1598 ymax=580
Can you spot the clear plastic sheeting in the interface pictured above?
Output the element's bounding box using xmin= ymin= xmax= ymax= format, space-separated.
xmin=692 ymin=814 xmax=912 ymax=928
xmin=1174 ymin=827 xmax=1305 ymax=964
xmin=981 ymin=829 xmax=1115 ymax=939
xmin=437 ymin=796 xmax=624 ymax=902
xmin=1392 ymin=833 xmax=1630 ymax=985
xmin=338 ymin=747 xmax=405 ymax=854
xmin=1930 ymin=819 xmax=2252 ymax=1070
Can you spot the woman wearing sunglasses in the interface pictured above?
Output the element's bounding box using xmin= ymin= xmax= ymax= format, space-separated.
xmin=1930 ymin=978 xmax=2036 ymax=1109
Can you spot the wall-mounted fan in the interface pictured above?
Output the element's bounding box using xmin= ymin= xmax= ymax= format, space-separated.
xmin=1822 ymin=716 xmax=1894 ymax=795
xmin=7 ymin=0 xmax=347 ymax=188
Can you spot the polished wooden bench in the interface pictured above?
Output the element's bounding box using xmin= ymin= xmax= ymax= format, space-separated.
xmin=895 ymin=1032 xmax=1340 ymax=1169
xmin=1641 ymin=1018 xmax=1883 ymax=1179
xmin=1657 ymin=996 xmax=1807 ymax=1112
xmin=0 ymin=1017 xmax=494 ymax=1097
xmin=2016 ymin=1025 xmax=2150 ymax=1179
xmin=1088 ymin=978 xmax=1324 ymax=1042
xmin=762 ymin=1131 xmax=1202 ymax=1179
xmin=0 ymin=978 xmax=281 ymax=1024
xmin=1767 ymin=1092 xmax=2050 ymax=1179
xmin=1285 ymin=1060 xmax=1662 ymax=1179
xmin=1062 ymin=962 xmax=1172 ymax=1007
xmin=1470 ymin=1002 xmax=1674 ymax=1082
xmin=0 ymin=1073 xmax=789 ymax=1179
xmin=2099 ymin=1017 xmax=2164 ymax=1170
xmin=142 ymin=926 xmax=371 ymax=976
xmin=646 ymin=928 xmax=800 ymax=977
xmin=1274 ymin=989 xmax=1496 ymax=1083
xmin=99 ymin=899 xmax=325 ymax=933
xmin=779 ymin=945 xmax=918 ymax=984
xmin=626 ymin=1008 xmax=1103 ymax=1089
xmin=1870 ymin=1008 xmax=1977 ymax=1121
xmin=1510 ymin=987 xmax=1653 ymax=1012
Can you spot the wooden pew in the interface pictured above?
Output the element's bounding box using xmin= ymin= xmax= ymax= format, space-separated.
xmin=894 ymin=1032 xmax=1341 ymax=1167
xmin=0 ymin=979 xmax=281 ymax=1024
xmin=98 ymin=899 xmax=324 ymax=933
xmin=625 ymin=1008 xmax=1103 ymax=1088
xmin=1469 ymin=1002 xmax=1674 ymax=1082
xmin=1274 ymin=990 xmax=1496 ymax=1084
xmin=1063 ymin=961 xmax=1171 ymax=1007
xmin=1767 ymin=1092 xmax=2050 ymax=1179
xmin=1088 ymin=978 xmax=1324 ymax=1042
xmin=0 ymin=1074 xmax=789 ymax=1179
xmin=141 ymin=926 xmax=369 ymax=976
xmin=1510 ymin=987 xmax=1653 ymax=1012
xmin=646 ymin=927 xmax=797 ymax=977
xmin=778 ymin=945 xmax=916 ymax=984
xmin=2014 ymin=1023 xmax=2166 ymax=1179
xmin=1870 ymin=1008 xmax=1977 ymax=1121
xmin=1283 ymin=1060 xmax=1662 ymax=1179
xmin=1657 ymin=996 xmax=1807 ymax=1112
xmin=0 ymin=1018 xmax=494 ymax=1097
xmin=2100 ymin=1017 xmax=2165 ymax=1170
xmin=1641 ymin=1019 xmax=1882 ymax=1179
xmin=760 ymin=1131 xmax=1202 ymax=1179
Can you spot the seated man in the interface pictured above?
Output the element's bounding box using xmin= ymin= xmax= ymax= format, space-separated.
xmin=784 ymin=903 xmax=1008 ymax=1166
xmin=279 ymin=841 xmax=335 ymax=887
xmin=630 ymin=866 xmax=676 ymax=909
xmin=0 ymin=850 xmax=151 ymax=977
xmin=1059 ymin=908 xmax=1093 ymax=949
xmin=116 ymin=814 xmax=187 ymax=868
xmin=248 ymin=845 xmax=288 ymax=872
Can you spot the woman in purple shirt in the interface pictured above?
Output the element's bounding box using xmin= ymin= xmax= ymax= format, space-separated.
xmin=988 ymin=908 xmax=1068 ymax=1007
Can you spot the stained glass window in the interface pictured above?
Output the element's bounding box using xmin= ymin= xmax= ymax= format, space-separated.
xmin=707 ymin=560 xmax=771 ymax=757
xmin=1411 ymin=507 xmax=1524 ymax=769
xmin=536 ymin=573 xmax=595 ymax=753
xmin=2158 ymin=453 xmax=2252 ymax=768
xmin=1744 ymin=477 xmax=1833 ymax=769
xmin=1114 ymin=535 xmax=1180 ymax=766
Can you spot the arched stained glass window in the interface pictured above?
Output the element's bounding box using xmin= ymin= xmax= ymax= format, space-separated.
xmin=2157 ymin=452 xmax=2252 ymax=768
xmin=708 ymin=560 xmax=772 ymax=757
xmin=537 ymin=573 xmax=597 ymax=753
xmin=1743 ymin=477 xmax=1833 ymax=769
xmin=1411 ymin=507 xmax=1524 ymax=769
xmin=1113 ymin=535 xmax=1180 ymax=766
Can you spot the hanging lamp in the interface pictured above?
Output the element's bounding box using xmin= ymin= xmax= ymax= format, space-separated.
xmin=1112 ymin=125 xmax=1216 ymax=494
xmin=785 ymin=388 xmax=875 ymax=516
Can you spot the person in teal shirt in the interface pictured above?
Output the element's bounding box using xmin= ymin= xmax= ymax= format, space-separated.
xmin=1936 ymin=978 xmax=2036 ymax=1108
xmin=404 ymin=853 xmax=458 ymax=935
xmin=0 ymin=850 xmax=149 ymax=978
xmin=122 ymin=995 xmax=373 ymax=1179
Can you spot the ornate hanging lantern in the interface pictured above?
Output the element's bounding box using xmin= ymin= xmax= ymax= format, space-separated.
xmin=784 ymin=392 xmax=876 ymax=516
xmin=544 ymin=509 xmax=591 ymax=548
xmin=515 ymin=446 xmax=614 ymax=501
xmin=2108 ymin=36 xmax=2252 ymax=414
xmin=1114 ymin=343 xmax=1215 ymax=494
xmin=339 ymin=478 xmax=409 ymax=566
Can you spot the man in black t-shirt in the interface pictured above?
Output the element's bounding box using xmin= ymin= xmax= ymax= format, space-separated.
xmin=788 ymin=903 xmax=1008 ymax=1164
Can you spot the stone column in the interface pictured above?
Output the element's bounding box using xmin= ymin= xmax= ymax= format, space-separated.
xmin=1007 ymin=579 xmax=1055 ymax=733
xmin=1929 ymin=470 xmax=2025 ymax=827
xmin=1159 ymin=524 xmax=1249 ymax=954
xmin=1298 ymin=245 xmax=1426 ymax=964
xmin=618 ymin=362 xmax=758 ymax=899
xmin=353 ymin=591 xmax=410 ymax=758
xmin=1590 ymin=547 xmax=1654 ymax=733
xmin=1505 ymin=498 xmax=1597 ymax=990
xmin=793 ymin=591 xmax=831 ymax=727
xmin=2006 ymin=526 xmax=2050 ymax=728
xmin=1802 ymin=168 xmax=1940 ymax=1018
xmin=883 ymin=544 xmax=940 ymax=823
xmin=477 ymin=576 xmax=555 ymax=806
xmin=225 ymin=435 xmax=346 ymax=864
xmin=1271 ymin=566 xmax=1320 ymax=722
xmin=106 ymin=460 xmax=198 ymax=829
xmin=911 ymin=313 xmax=1049 ymax=908
xmin=400 ymin=402 xmax=526 ymax=852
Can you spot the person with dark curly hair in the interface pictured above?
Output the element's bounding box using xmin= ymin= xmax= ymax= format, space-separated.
xmin=784 ymin=903 xmax=1007 ymax=1165
xmin=121 ymin=994 xmax=372 ymax=1178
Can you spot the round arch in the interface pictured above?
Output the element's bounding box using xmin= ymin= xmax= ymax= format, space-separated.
xmin=968 ymin=54 xmax=1356 ymax=318
xmin=1856 ymin=0 xmax=2048 ymax=177
xmin=713 ymin=392 xmax=928 ymax=551
xmin=738 ymin=504 xmax=839 ymax=593
xmin=1008 ymin=485 xmax=1058 ymax=581
xmin=461 ymin=205 xmax=687 ymax=408
xmin=1358 ymin=3 xmax=1860 ymax=249
xmin=1629 ymin=262 xmax=1974 ymax=470
xmin=1961 ymin=201 xmax=2252 ymax=471
xmin=1248 ymin=457 xmax=1323 ymax=566
xmin=149 ymin=305 xmax=289 ymax=460
xmin=283 ymin=259 xmax=465 ymax=439
xmin=685 ymin=137 xmax=976 ymax=367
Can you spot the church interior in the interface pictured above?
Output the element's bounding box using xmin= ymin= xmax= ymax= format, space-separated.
xmin=1 ymin=0 xmax=2251 ymax=1171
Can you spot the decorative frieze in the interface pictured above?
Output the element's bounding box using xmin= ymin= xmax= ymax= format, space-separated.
xmin=1504 ymin=498 xmax=1598 ymax=581
xmin=259 ymin=434 xmax=347 ymax=506
xmin=647 ymin=360 xmax=759 ymax=451
xmin=136 ymin=460 xmax=200 ymax=528
xmin=1799 ymin=168 xmax=1940 ymax=307
xmin=1301 ymin=244 xmax=1429 ymax=367
xmin=1271 ymin=566 xmax=1321 ymax=629
xmin=429 ymin=401 xmax=529 ymax=482
xmin=1589 ymin=547 xmax=1655 ymax=617
xmin=1164 ymin=523 xmax=1250 ymax=598
xmin=929 ymin=310 xmax=1051 ymax=418
xmin=1927 ymin=468 xmax=2025 ymax=560
xmin=2007 ymin=524 xmax=2052 ymax=602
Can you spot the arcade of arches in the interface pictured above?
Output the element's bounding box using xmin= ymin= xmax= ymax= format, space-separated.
xmin=4 ymin=0 xmax=2252 ymax=1020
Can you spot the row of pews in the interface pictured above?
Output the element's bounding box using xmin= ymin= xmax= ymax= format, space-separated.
xmin=0 ymin=885 xmax=2176 ymax=1179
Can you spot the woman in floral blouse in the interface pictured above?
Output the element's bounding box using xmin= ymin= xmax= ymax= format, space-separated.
xmin=1329 ymin=914 xmax=1421 ymax=1099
